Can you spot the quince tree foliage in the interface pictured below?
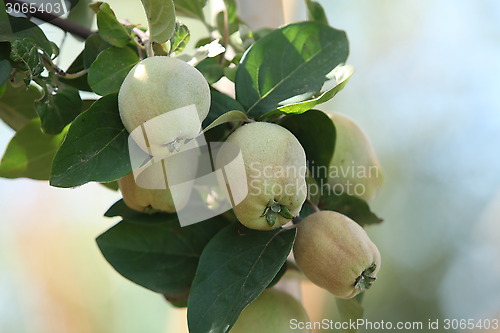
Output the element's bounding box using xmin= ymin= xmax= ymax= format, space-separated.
xmin=0 ymin=0 xmax=385 ymax=332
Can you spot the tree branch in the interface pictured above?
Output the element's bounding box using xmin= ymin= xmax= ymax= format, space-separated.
xmin=6 ymin=0 xmax=94 ymax=39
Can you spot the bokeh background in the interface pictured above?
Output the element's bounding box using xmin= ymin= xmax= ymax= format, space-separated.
xmin=1 ymin=0 xmax=500 ymax=332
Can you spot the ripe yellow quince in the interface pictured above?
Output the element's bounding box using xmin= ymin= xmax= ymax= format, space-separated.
xmin=118 ymin=156 xmax=196 ymax=213
xmin=328 ymin=113 xmax=383 ymax=201
xmin=293 ymin=210 xmax=381 ymax=298
xmin=231 ymin=289 xmax=311 ymax=333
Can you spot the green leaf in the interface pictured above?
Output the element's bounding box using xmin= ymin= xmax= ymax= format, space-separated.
xmin=67 ymin=0 xmax=95 ymax=32
xmin=105 ymin=199 xmax=176 ymax=225
xmin=224 ymin=66 xmax=237 ymax=82
xmin=59 ymin=34 xmax=111 ymax=91
xmin=0 ymin=83 xmax=40 ymax=131
xmin=277 ymin=65 xmax=354 ymax=114
xmin=202 ymin=110 xmax=247 ymax=133
xmin=305 ymin=0 xmax=329 ymax=25
xmin=0 ymin=118 xmax=67 ymax=180
xmin=318 ymin=193 xmax=383 ymax=226
xmin=82 ymin=99 xmax=97 ymax=112
xmin=10 ymin=38 xmax=44 ymax=81
xmin=280 ymin=109 xmax=335 ymax=184
xmin=204 ymin=90 xmax=245 ymax=124
xmin=141 ymin=0 xmax=176 ymax=43
xmin=195 ymin=57 xmax=224 ymax=84
xmin=50 ymin=94 xmax=132 ymax=188
xmin=227 ymin=24 xmax=254 ymax=54
xmin=88 ymin=47 xmax=139 ymax=96
xmin=216 ymin=11 xmax=239 ymax=36
xmin=152 ymin=42 xmax=169 ymax=56
xmin=100 ymin=181 xmax=119 ymax=191
xmin=223 ymin=0 xmax=237 ymax=23
xmin=266 ymin=261 xmax=288 ymax=289
xmin=202 ymin=90 xmax=245 ymax=142
xmin=187 ymin=224 xmax=296 ymax=333
xmin=83 ymin=34 xmax=111 ymax=68
xmin=96 ymin=2 xmax=131 ymax=47
xmin=194 ymin=37 xmax=214 ymax=48
xmin=0 ymin=54 xmax=11 ymax=86
xmin=254 ymin=28 xmax=273 ymax=41
xmin=49 ymin=42 xmax=60 ymax=59
xmin=174 ymin=0 xmax=207 ymax=21
xmin=35 ymin=83 xmax=83 ymax=134
xmin=0 ymin=42 xmax=10 ymax=59
xmin=0 ymin=59 xmax=10 ymax=86
xmin=96 ymin=214 xmax=228 ymax=307
xmin=170 ymin=22 xmax=190 ymax=54
xmin=236 ymin=22 xmax=349 ymax=118
xmin=299 ymin=201 xmax=318 ymax=220
xmin=0 ymin=16 xmax=52 ymax=54
xmin=336 ymin=296 xmax=364 ymax=333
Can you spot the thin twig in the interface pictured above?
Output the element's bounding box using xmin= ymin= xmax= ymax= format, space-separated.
xmin=131 ymin=27 xmax=148 ymax=46
xmin=119 ymin=20 xmax=148 ymax=48
xmin=118 ymin=20 xmax=147 ymax=59
xmin=282 ymin=218 xmax=303 ymax=230
xmin=6 ymin=0 xmax=94 ymax=39
xmin=41 ymin=55 xmax=88 ymax=79
xmin=134 ymin=39 xmax=145 ymax=59
xmin=131 ymin=34 xmax=146 ymax=59
xmin=60 ymin=69 xmax=89 ymax=79
xmin=219 ymin=9 xmax=229 ymax=65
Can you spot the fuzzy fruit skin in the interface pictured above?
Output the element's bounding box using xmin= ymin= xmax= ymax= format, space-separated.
xmin=118 ymin=56 xmax=210 ymax=157
xmin=230 ymin=289 xmax=311 ymax=333
xmin=118 ymin=172 xmax=176 ymax=213
xmin=293 ymin=211 xmax=381 ymax=299
xmin=217 ymin=122 xmax=307 ymax=230
xmin=328 ymin=113 xmax=383 ymax=202
xmin=118 ymin=158 xmax=194 ymax=213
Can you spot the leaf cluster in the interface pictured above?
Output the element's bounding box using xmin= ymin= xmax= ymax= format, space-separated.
xmin=0 ymin=1 xmax=382 ymax=331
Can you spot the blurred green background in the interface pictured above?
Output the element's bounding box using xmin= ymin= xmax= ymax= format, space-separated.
xmin=1 ymin=0 xmax=499 ymax=332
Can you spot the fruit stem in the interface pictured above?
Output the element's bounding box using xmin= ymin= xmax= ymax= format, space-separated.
xmin=41 ymin=54 xmax=89 ymax=79
xmin=282 ymin=216 xmax=303 ymax=230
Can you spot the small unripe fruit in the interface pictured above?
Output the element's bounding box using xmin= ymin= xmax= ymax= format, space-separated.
xmin=293 ymin=210 xmax=381 ymax=299
xmin=328 ymin=113 xmax=383 ymax=202
xmin=118 ymin=157 xmax=195 ymax=213
xmin=118 ymin=172 xmax=175 ymax=213
xmin=217 ymin=122 xmax=307 ymax=230
xmin=118 ymin=56 xmax=210 ymax=157
xmin=230 ymin=289 xmax=311 ymax=333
